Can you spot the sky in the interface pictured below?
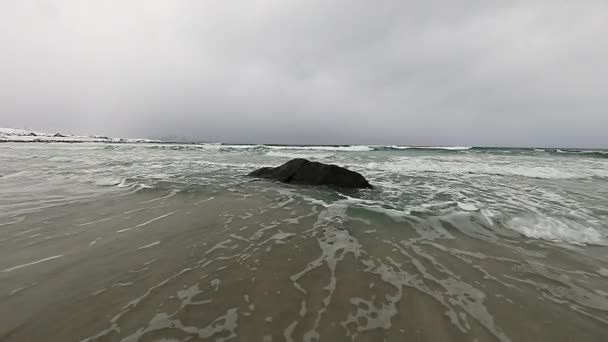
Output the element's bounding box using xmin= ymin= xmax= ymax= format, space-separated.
xmin=1 ymin=0 xmax=607 ymax=147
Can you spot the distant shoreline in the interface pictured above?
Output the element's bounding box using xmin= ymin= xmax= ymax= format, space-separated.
xmin=1 ymin=127 xmax=605 ymax=151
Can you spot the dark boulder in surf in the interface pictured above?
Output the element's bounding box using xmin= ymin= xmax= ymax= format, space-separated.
xmin=249 ymin=158 xmax=373 ymax=189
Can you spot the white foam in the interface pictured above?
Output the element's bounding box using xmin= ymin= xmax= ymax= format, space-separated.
xmin=117 ymin=179 xmax=133 ymax=187
xmin=266 ymin=151 xmax=331 ymax=159
xmin=76 ymin=216 xmax=116 ymax=226
xmin=176 ymin=284 xmax=203 ymax=303
xmin=383 ymin=145 xmax=412 ymax=150
xmin=269 ymin=231 xmax=296 ymax=241
xmin=413 ymin=146 xmax=472 ymax=150
xmin=92 ymin=288 xmax=107 ymax=295
xmin=263 ymin=145 xmax=470 ymax=152
xmin=219 ymin=144 xmax=263 ymax=149
xmin=9 ymin=287 xmax=26 ymax=296
xmin=117 ymin=212 xmax=175 ymax=233
xmin=137 ymin=241 xmax=161 ymax=250
xmin=458 ymin=202 xmax=478 ymax=211
xmin=2 ymin=255 xmax=64 ymax=272
xmin=113 ymin=282 xmax=134 ymax=287
xmin=139 ymin=191 xmax=177 ymax=204
xmin=380 ymin=145 xmax=472 ymax=150
xmin=123 ymin=205 xmax=165 ymax=215
xmin=268 ymin=145 xmax=373 ymax=152
xmin=290 ymin=202 xmax=362 ymax=340
xmin=365 ymin=156 xmax=608 ymax=180
xmin=505 ymin=216 xmax=606 ymax=246
xmin=118 ymin=308 xmax=239 ymax=342
xmin=341 ymin=297 xmax=396 ymax=334
xmin=13 ymin=227 xmax=42 ymax=236
xmin=210 ymin=278 xmax=221 ymax=291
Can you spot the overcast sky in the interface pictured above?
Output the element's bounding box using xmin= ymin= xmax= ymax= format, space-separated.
xmin=1 ymin=1 xmax=607 ymax=147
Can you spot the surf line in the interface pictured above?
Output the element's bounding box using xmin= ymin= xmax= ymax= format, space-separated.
xmin=117 ymin=212 xmax=175 ymax=233
xmin=2 ymin=255 xmax=64 ymax=272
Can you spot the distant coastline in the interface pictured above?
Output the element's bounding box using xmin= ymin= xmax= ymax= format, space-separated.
xmin=1 ymin=127 xmax=605 ymax=153
xmin=0 ymin=127 xmax=159 ymax=144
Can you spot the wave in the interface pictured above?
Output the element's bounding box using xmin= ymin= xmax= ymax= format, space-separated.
xmin=550 ymin=149 xmax=608 ymax=158
xmin=353 ymin=202 xmax=607 ymax=246
xmin=363 ymin=157 xmax=608 ymax=180
xmin=222 ymin=144 xmax=471 ymax=153
xmin=505 ymin=216 xmax=606 ymax=246
xmin=238 ymin=144 xmax=606 ymax=157
xmin=267 ymin=145 xmax=373 ymax=152
xmin=372 ymin=145 xmax=473 ymax=152
xmin=137 ymin=143 xmax=608 ymax=159
xmin=265 ymin=151 xmax=333 ymax=159
xmin=407 ymin=146 xmax=472 ymax=151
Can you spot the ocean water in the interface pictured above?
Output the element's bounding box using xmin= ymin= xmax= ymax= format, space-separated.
xmin=0 ymin=143 xmax=607 ymax=341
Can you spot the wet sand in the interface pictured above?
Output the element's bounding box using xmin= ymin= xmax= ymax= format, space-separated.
xmin=1 ymin=188 xmax=608 ymax=341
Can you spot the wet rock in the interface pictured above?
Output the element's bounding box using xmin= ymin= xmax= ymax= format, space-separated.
xmin=249 ymin=158 xmax=372 ymax=189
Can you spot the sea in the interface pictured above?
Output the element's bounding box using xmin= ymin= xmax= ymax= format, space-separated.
xmin=0 ymin=142 xmax=607 ymax=341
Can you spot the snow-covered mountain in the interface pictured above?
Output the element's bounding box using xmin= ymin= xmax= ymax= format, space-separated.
xmin=0 ymin=128 xmax=160 ymax=143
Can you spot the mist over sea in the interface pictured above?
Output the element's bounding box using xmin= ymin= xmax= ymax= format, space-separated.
xmin=1 ymin=142 xmax=607 ymax=341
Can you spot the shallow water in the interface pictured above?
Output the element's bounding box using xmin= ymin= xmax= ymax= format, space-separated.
xmin=0 ymin=143 xmax=607 ymax=341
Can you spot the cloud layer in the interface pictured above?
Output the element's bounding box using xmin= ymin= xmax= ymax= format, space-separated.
xmin=1 ymin=0 xmax=607 ymax=147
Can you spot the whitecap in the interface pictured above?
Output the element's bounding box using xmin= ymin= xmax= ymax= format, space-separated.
xmin=505 ymin=216 xmax=606 ymax=246
xmin=414 ymin=146 xmax=472 ymax=150
xmin=458 ymin=202 xmax=478 ymax=211
xmin=266 ymin=151 xmax=332 ymax=159
xmin=268 ymin=145 xmax=373 ymax=152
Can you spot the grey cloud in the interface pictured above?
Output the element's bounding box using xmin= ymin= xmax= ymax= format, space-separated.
xmin=1 ymin=0 xmax=607 ymax=147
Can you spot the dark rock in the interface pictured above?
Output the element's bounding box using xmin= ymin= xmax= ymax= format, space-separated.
xmin=249 ymin=158 xmax=372 ymax=189
xmin=29 ymin=132 xmax=37 ymax=136
xmin=53 ymin=133 xmax=66 ymax=137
